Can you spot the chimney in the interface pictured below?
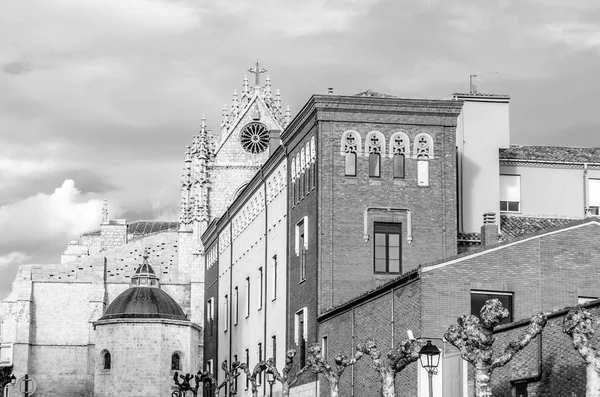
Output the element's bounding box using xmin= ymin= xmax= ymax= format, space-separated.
xmin=480 ymin=212 xmax=499 ymax=246
xmin=268 ymin=129 xmax=280 ymax=156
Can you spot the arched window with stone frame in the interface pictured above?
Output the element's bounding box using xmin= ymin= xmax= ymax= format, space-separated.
xmin=171 ymin=352 xmax=182 ymax=371
xmin=340 ymin=130 xmax=361 ymax=177
xmin=101 ymin=350 xmax=111 ymax=370
xmin=304 ymin=141 xmax=311 ymax=191
xmin=296 ymin=153 xmax=302 ymax=201
xmin=389 ymin=131 xmax=410 ymax=179
xmin=365 ymin=131 xmax=385 ymax=178
xmin=414 ymin=133 xmax=434 ymax=186
xmin=291 ymin=157 xmax=297 ymax=204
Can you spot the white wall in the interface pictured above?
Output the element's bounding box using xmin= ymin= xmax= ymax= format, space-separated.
xmin=454 ymin=94 xmax=510 ymax=232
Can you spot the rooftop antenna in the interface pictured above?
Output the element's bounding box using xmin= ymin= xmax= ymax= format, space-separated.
xmin=469 ymin=71 xmax=498 ymax=94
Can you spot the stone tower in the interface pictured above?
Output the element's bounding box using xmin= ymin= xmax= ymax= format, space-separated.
xmin=177 ymin=62 xmax=289 ymax=323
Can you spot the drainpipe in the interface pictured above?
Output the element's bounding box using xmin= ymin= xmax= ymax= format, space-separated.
xmin=584 ymin=163 xmax=589 ymax=216
xmin=262 ymin=169 xmax=269 ymax=396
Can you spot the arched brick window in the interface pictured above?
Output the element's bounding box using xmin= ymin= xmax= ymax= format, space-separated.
xmin=341 ymin=130 xmax=361 ymax=177
xmin=414 ymin=133 xmax=433 ymax=186
xmin=365 ymin=131 xmax=385 ymax=178
xmin=390 ymin=131 xmax=410 ymax=179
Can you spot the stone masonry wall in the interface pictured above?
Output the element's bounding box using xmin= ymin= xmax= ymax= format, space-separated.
xmin=94 ymin=320 xmax=201 ymax=397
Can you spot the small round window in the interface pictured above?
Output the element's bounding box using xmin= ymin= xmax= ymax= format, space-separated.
xmin=240 ymin=123 xmax=269 ymax=154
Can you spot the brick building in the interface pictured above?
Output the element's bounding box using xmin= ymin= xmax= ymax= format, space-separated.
xmin=319 ymin=218 xmax=600 ymax=397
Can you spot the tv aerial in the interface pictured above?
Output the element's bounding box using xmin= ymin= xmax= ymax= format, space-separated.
xmin=469 ymin=71 xmax=498 ymax=94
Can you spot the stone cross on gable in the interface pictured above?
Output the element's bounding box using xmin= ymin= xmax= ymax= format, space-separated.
xmin=248 ymin=61 xmax=267 ymax=86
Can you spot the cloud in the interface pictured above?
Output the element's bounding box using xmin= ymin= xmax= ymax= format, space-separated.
xmin=0 ymin=180 xmax=105 ymax=253
xmin=209 ymin=0 xmax=383 ymax=37
xmin=540 ymin=23 xmax=600 ymax=51
xmin=0 ymin=252 xmax=30 ymax=269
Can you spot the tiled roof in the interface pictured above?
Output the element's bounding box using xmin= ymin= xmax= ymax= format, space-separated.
xmin=499 ymin=215 xmax=582 ymax=240
xmin=500 ymin=145 xmax=600 ymax=164
xmin=128 ymin=221 xmax=179 ymax=236
xmin=82 ymin=229 xmax=101 ymax=236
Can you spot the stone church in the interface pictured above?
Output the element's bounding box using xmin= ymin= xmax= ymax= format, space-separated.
xmin=0 ymin=64 xmax=291 ymax=397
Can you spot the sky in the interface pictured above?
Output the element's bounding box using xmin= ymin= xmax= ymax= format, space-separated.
xmin=1 ymin=0 xmax=599 ymax=299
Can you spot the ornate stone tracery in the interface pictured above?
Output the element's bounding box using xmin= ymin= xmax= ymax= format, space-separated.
xmin=414 ymin=133 xmax=434 ymax=159
xmin=340 ymin=130 xmax=361 ymax=155
xmin=389 ymin=131 xmax=410 ymax=158
xmin=365 ymin=131 xmax=385 ymax=155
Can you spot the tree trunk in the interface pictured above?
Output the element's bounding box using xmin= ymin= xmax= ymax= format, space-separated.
xmin=475 ymin=367 xmax=492 ymax=397
xmin=382 ymin=371 xmax=396 ymax=397
xmin=282 ymin=383 xmax=290 ymax=397
xmin=329 ymin=377 xmax=339 ymax=397
xmin=586 ymin=364 xmax=600 ymax=397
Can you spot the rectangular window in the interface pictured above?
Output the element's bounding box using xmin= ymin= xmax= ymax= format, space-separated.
xmin=258 ymin=267 xmax=263 ymax=311
xmin=373 ymin=222 xmax=401 ymax=274
xmin=257 ymin=343 xmax=263 ymax=385
xmin=589 ymin=178 xmax=600 ymax=215
xmin=245 ymin=349 xmax=249 ymax=389
xmin=271 ymin=255 xmax=277 ymax=301
xmin=234 ymin=287 xmax=239 ymax=325
xmin=321 ymin=336 xmax=328 ymax=361
xmin=245 ymin=277 xmax=250 ymax=318
xmin=417 ymin=159 xmax=429 ymax=186
xmin=369 ymin=153 xmax=381 ymax=177
xmin=345 ymin=152 xmax=357 ymax=176
xmin=579 ymin=296 xmax=598 ymax=305
xmin=224 ymin=294 xmax=229 ymax=332
xmin=393 ymin=154 xmax=405 ymax=179
xmin=207 ymin=298 xmax=214 ymax=337
xmin=207 ymin=359 xmax=213 ymax=374
xmin=299 ymin=225 xmax=306 ymax=281
xmin=292 ymin=180 xmax=296 ymax=205
xmin=500 ymin=174 xmax=521 ymax=212
xmin=272 ymin=335 xmax=277 ymax=365
xmin=295 ymin=309 xmax=307 ymax=367
xmin=471 ymin=291 xmax=513 ymax=324
xmin=313 ymin=161 xmax=317 ymax=188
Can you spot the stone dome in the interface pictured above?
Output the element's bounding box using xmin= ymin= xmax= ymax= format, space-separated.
xmin=98 ymin=248 xmax=187 ymax=321
xmin=99 ymin=287 xmax=188 ymax=321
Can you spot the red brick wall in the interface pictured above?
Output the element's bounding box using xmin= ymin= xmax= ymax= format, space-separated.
xmin=491 ymin=301 xmax=600 ymax=397
xmin=287 ymin=125 xmax=320 ymax=388
xmin=318 ymin=113 xmax=459 ymax=312
xmin=317 ymin=279 xmax=422 ymax=397
xmin=421 ymin=222 xmax=600 ymax=339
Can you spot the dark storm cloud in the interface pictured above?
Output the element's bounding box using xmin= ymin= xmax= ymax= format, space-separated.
xmin=2 ymin=0 xmax=600 ymax=301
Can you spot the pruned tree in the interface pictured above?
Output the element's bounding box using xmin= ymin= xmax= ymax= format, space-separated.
xmin=264 ymin=350 xmax=308 ymax=397
xmin=239 ymin=360 xmax=268 ymax=397
xmin=172 ymin=372 xmax=201 ymax=397
xmin=358 ymin=338 xmax=424 ymax=397
xmin=444 ymin=298 xmax=547 ymax=397
xmin=196 ymin=370 xmax=218 ymax=397
xmin=563 ymin=307 xmax=600 ymax=397
xmin=305 ymin=342 xmax=364 ymax=397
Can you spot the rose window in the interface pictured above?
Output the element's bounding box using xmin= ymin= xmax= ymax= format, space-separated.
xmin=240 ymin=123 xmax=269 ymax=154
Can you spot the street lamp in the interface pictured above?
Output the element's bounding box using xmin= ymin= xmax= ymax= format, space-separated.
xmin=419 ymin=340 xmax=441 ymax=397
xmin=266 ymin=371 xmax=275 ymax=397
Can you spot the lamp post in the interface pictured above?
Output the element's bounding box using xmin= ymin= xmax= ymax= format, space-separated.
xmin=266 ymin=372 xmax=275 ymax=397
xmin=419 ymin=340 xmax=441 ymax=397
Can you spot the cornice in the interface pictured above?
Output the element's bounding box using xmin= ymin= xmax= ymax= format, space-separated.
xmin=500 ymin=159 xmax=600 ymax=169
